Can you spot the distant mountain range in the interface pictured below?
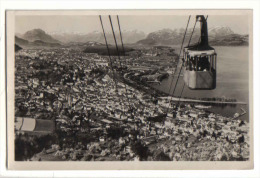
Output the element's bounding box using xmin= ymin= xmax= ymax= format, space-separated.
xmin=137 ymin=26 xmax=248 ymax=46
xmin=22 ymin=29 xmax=60 ymax=43
xmin=15 ymin=29 xmax=61 ymax=48
xmin=15 ymin=29 xmax=145 ymax=48
xmin=15 ymin=27 xmax=248 ymax=49
xmin=15 ymin=35 xmax=61 ymax=48
xmin=50 ymin=30 xmax=146 ymax=44
xmin=15 ymin=29 xmax=62 ymax=48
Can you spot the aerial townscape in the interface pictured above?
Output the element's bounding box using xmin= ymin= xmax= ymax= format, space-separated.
xmin=14 ymin=16 xmax=250 ymax=162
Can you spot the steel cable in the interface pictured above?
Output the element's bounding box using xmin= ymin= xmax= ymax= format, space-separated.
xmin=99 ymin=15 xmax=118 ymax=91
xmin=109 ymin=15 xmax=133 ymax=115
xmin=166 ymin=15 xmax=191 ymax=114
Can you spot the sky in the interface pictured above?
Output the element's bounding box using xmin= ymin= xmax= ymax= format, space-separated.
xmin=15 ymin=15 xmax=249 ymax=35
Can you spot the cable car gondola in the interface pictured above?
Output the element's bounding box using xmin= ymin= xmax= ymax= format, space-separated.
xmin=183 ymin=15 xmax=217 ymax=90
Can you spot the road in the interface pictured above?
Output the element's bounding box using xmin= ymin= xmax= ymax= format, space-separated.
xmin=115 ymin=70 xmax=247 ymax=106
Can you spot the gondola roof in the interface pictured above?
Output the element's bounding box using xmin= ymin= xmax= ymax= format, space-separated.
xmin=185 ymin=42 xmax=214 ymax=51
xmin=184 ymin=43 xmax=215 ymax=56
xmin=184 ymin=15 xmax=215 ymax=53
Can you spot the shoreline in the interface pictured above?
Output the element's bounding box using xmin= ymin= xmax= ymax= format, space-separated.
xmin=123 ymin=72 xmax=246 ymax=106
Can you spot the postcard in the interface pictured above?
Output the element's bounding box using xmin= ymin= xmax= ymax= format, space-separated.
xmin=6 ymin=10 xmax=253 ymax=170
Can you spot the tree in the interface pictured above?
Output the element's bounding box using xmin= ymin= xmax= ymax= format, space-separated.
xmin=238 ymin=135 xmax=244 ymax=144
xmin=153 ymin=150 xmax=171 ymax=161
xmin=107 ymin=127 xmax=126 ymax=139
xmin=15 ymin=134 xmax=57 ymax=161
xmin=131 ymin=141 xmax=149 ymax=161
xmin=17 ymin=105 xmax=28 ymax=117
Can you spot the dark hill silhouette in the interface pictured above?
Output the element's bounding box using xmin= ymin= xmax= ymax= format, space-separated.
xmin=15 ymin=36 xmax=61 ymax=48
xmin=15 ymin=44 xmax=22 ymax=52
xmin=22 ymin=29 xmax=60 ymax=44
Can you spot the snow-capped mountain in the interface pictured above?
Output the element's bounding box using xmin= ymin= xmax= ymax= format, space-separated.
xmin=138 ymin=28 xmax=200 ymax=46
xmin=50 ymin=30 xmax=146 ymax=44
xmin=15 ymin=26 xmax=247 ymax=47
xmin=208 ymin=26 xmax=234 ymax=37
xmin=137 ymin=26 xmax=247 ymax=46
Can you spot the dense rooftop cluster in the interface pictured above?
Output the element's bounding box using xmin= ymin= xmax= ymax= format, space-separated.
xmin=15 ymin=46 xmax=249 ymax=161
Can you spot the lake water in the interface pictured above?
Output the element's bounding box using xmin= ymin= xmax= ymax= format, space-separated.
xmin=150 ymin=46 xmax=250 ymax=121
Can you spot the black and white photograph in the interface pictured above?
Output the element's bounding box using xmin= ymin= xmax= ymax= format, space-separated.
xmin=5 ymin=10 xmax=253 ymax=170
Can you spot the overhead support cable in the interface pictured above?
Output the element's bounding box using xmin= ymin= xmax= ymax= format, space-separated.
xmin=109 ymin=15 xmax=133 ymax=114
xmin=166 ymin=15 xmax=191 ymax=114
xmin=188 ymin=19 xmax=197 ymax=47
xmin=108 ymin=15 xmax=123 ymax=69
xmin=99 ymin=15 xmax=118 ymax=90
xmin=177 ymin=16 xmax=209 ymax=106
xmin=177 ymin=16 xmax=201 ymax=106
xmin=116 ymin=15 xmax=127 ymax=65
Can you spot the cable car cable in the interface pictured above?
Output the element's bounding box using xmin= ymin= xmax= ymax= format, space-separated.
xmin=177 ymin=80 xmax=186 ymax=107
xmin=166 ymin=15 xmax=191 ymax=105
xmin=188 ymin=20 xmax=197 ymax=47
xmin=116 ymin=15 xmax=127 ymax=64
xmin=109 ymin=15 xmax=124 ymax=70
xmin=177 ymin=16 xmax=200 ymax=106
xmin=116 ymin=15 xmax=135 ymax=115
xmin=166 ymin=15 xmax=191 ymax=111
xmin=177 ymin=16 xmax=210 ymax=104
xmin=100 ymin=15 xmax=129 ymax=119
xmin=99 ymin=15 xmax=118 ymax=91
xmin=178 ymin=16 xmax=209 ymax=106
xmin=166 ymin=15 xmax=191 ymax=114
xmin=99 ymin=15 xmax=122 ymax=108
xmin=109 ymin=15 xmax=133 ymax=114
